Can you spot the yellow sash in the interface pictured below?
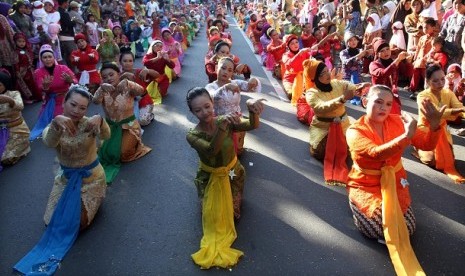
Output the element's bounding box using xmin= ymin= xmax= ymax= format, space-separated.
xmin=354 ymin=162 xmax=425 ymax=276
xmin=191 ymin=156 xmax=244 ymax=269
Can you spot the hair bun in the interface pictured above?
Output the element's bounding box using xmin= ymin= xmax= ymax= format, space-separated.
xmin=120 ymin=45 xmax=132 ymax=53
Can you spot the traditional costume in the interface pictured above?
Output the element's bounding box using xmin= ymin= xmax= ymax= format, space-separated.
xmin=305 ymin=60 xmax=355 ymax=186
xmin=282 ymin=34 xmax=311 ymax=101
xmin=143 ymin=40 xmax=176 ymax=97
xmin=94 ymin=64 xmax=151 ymax=183
xmin=161 ymin=28 xmax=183 ymax=77
xmin=70 ymin=33 xmax=101 ymax=88
xmin=0 ymin=72 xmax=30 ymax=170
xmin=31 ymin=45 xmax=77 ymax=140
xmin=346 ymin=113 xmax=440 ymax=276
xmin=13 ymin=32 xmax=40 ymax=101
xmin=14 ymin=112 xmax=109 ymax=275
xmin=416 ymin=88 xmax=465 ymax=183
xmin=187 ymin=112 xmax=260 ymax=268
xmin=205 ymin=79 xmax=261 ymax=155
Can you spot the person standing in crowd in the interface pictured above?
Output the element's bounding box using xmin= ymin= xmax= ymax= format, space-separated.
xmin=439 ymin=0 xmax=465 ymax=67
xmin=13 ymin=32 xmax=39 ymax=103
xmin=408 ymin=18 xmax=436 ymax=97
xmin=404 ymin=0 xmax=423 ymax=53
xmin=125 ymin=0 xmax=135 ymax=20
xmin=0 ymin=11 xmax=18 ymax=77
xmin=9 ymin=0 xmax=34 ymax=38
xmin=14 ymin=86 xmax=108 ymax=275
xmin=86 ymin=14 xmax=100 ymax=48
xmin=346 ymin=84 xmax=443 ymax=276
xmin=43 ymin=0 xmax=60 ymax=27
xmin=0 ymin=71 xmax=31 ymax=171
xmin=57 ymin=0 xmax=77 ymax=69
xmin=93 ymin=62 xmax=151 ymax=183
xmin=389 ymin=0 xmax=412 ymax=47
xmin=87 ymin=0 xmax=102 ymax=23
xmin=147 ymin=0 xmax=160 ymax=18
xmin=30 ymin=44 xmax=77 ymax=140
xmin=69 ymin=1 xmax=85 ymax=34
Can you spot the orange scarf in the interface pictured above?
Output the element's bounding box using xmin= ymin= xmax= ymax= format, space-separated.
xmin=324 ymin=122 xmax=348 ymax=186
xmin=290 ymin=71 xmax=304 ymax=105
xmin=434 ymin=122 xmax=465 ymax=183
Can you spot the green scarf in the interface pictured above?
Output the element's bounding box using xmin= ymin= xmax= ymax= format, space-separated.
xmin=98 ymin=115 xmax=136 ymax=184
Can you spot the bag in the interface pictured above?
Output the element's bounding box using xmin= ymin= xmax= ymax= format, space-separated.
xmin=296 ymin=94 xmax=314 ymax=126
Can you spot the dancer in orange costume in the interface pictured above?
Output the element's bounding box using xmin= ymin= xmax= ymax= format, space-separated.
xmin=347 ymin=84 xmax=444 ymax=276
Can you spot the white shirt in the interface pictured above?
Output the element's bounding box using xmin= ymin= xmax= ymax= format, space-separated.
xmin=146 ymin=1 xmax=160 ymax=17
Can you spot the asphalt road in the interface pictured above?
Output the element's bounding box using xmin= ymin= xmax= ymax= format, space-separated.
xmin=1 ymin=15 xmax=465 ymax=275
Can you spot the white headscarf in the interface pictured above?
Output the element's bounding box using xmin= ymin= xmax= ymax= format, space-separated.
xmin=420 ymin=2 xmax=438 ymax=20
xmin=381 ymin=1 xmax=397 ymax=30
xmin=389 ymin=21 xmax=406 ymax=50
xmin=365 ymin=13 xmax=382 ymax=34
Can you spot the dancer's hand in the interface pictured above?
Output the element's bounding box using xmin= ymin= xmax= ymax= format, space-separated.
xmin=85 ymin=115 xmax=103 ymax=133
xmin=420 ymin=98 xmax=446 ymax=131
xmin=61 ymin=72 xmax=74 ymax=84
xmin=225 ymin=82 xmax=240 ymax=93
xmin=53 ymin=115 xmax=77 ymax=136
xmin=247 ymin=78 xmax=258 ymax=91
xmin=100 ymin=83 xmax=115 ymax=93
xmin=120 ymin=72 xmax=135 ymax=81
xmin=330 ymin=67 xmax=343 ymax=80
xmin=246 ymin=98 xmax=266 ymax=114
xmin=116 ymin=79 xmax=129 ymax=91
xmin=218 ymin=112 xmax=242 ymax=129
xmin=401 ymin=112 xmax=417 ymax=139
xmin=0 ymin=95 xmax=14 ymax=107
xmin=42 ymin=75 xmax=53 ymax=90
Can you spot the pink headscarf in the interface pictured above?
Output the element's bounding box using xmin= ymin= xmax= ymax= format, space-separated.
xmin=48 ymin=23 xmax=61 ymax=41
xmin=38 ymin=44 xmax=57 ymax=68
xmin=161 ymin=28 xmax=176 ymax=45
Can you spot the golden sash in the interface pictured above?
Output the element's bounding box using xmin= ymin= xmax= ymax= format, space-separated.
xmin=191 ymin=156 xmax=244 ymax=269
xmin=353 ymin=162 xmax=425 ymax=276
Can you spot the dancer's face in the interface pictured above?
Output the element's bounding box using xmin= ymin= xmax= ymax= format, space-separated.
xmin=190 ymin=94 xmax=214 ymax=124
xmin=101 ymin=68 xmax=120 ymax=86
xmin=63 ymin=93 xmax=89 ymax=122
xmin=216 ymin=59 xmax=234 ymax=82
xmin=366 ymin=90 xmax=393 ymax=123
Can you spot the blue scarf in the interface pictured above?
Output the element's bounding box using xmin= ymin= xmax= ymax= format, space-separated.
xmin=30 ymin=93 xmax=57 ymax=141
xmin=0 ymin=126 xmax=9 ymax=172
xmin=14 ymin=159 xmax=100 ymax=275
